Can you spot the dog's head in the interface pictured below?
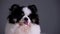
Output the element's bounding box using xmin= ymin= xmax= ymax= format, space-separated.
xmin=7 ymin=4 xmax=39 ymax=25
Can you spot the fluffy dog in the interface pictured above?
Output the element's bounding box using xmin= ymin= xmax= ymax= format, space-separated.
xmin=5 ymin=4 xmax=41 ymax=34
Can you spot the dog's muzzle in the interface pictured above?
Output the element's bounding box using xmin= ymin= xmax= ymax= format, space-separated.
xmin=24 ymin=17 xmax=28 ymax=25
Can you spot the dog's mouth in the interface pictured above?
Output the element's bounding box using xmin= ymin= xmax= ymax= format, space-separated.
xmin=19 ymin=21 xmax=29 ymax=26
xmin=24 ymin=21 xmax=28 ymax=25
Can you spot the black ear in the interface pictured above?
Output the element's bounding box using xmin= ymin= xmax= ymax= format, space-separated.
xmin=9 ymin=4 xmax=20 ymax=11
xmin=28 ymin=5 xmax=37 ymax=13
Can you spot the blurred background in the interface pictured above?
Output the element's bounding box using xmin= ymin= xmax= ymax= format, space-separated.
xmin=0 ymin=0 xmax=60 ymax=34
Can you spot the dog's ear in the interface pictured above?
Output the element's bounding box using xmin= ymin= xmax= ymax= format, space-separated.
xmin=28 ymin=5 xmax=37 ymax=13
xmin=9 ymin=4 xmax=20 ymax=11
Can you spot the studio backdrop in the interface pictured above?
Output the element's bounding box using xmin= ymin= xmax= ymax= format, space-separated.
xmin=0 ymin=0 xmax=60 ymax=34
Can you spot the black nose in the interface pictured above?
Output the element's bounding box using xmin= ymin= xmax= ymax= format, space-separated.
xmin=24 ymin=17 xmax=28 ymax=21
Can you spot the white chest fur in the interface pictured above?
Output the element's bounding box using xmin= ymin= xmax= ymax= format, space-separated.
xmin=5 ymin=23 xmax=41 ymax=34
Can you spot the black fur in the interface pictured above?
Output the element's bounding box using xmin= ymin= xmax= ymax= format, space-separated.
xmin=28 ymin=5 xmax=37 ymax=13
xmin=28 ymin=5 xmax=39 ymax=24
xmin=8 ymin=4 xmax=24 ymax=24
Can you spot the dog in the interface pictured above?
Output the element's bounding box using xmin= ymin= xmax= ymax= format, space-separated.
xmin=5 ymin=4 xmax=41 ymax=34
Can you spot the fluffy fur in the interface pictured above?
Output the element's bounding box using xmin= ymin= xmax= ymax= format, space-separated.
xmin=5 ymin=4 xmax=41 ymax=34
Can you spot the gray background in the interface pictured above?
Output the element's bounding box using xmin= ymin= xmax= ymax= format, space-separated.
xmin=0 ymin=0 xmax=60 ymax=34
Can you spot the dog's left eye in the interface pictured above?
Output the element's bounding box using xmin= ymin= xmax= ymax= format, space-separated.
xmin=21 ymin=13 xmax=24 ymax=15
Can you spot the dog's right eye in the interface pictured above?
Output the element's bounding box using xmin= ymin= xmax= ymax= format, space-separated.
xmin=13 ymin=19 xmax=17 ymax=22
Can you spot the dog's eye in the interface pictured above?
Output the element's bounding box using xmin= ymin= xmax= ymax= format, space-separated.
xmin=32 ymin=19 xmax=36 ymax=22
xmin=13 ymin=19 xmax=17 ymax=22
xmin=21 ymin=13 xmax=24 ymax=15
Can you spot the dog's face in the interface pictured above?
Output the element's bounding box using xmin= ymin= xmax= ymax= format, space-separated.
xmin=7 ymin=4 xmax=39 ymax=25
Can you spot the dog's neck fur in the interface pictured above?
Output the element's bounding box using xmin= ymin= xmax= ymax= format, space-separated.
xmin=13 ymin=23 xmax=40 ymax=34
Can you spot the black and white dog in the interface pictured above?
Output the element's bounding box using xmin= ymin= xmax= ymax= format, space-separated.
xmin=5 ymin=4 xmax=41 ymax=34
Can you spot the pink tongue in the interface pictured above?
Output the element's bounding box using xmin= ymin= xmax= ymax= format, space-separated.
xmin=24 ymin=21 xmax=28 ymax=25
